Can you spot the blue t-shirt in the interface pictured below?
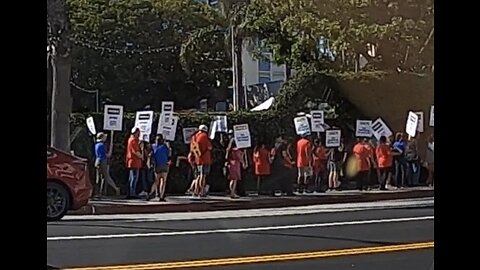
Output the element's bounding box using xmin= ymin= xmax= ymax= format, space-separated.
xmin=392 ymin=141 xmax=406 ymax=154
xmin=152 ymin=143 xmax=170 ymax=166
xmin=95 ymin=142 xmax=107 ymax=161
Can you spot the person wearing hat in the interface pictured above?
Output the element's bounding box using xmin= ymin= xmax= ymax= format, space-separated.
xmin=94 ymin=132 xmax=120 ymax=196
xmin=190 ymin=124 xmax=212 ymax=197
xmin=125 ymin=127 xmax=143 ymax=198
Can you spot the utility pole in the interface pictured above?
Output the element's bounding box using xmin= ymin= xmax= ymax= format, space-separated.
xmin=231 ymin=25 xmax=239 ymax=111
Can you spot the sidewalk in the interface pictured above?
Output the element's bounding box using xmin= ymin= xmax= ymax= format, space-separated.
xmin=69 ymin=187 xmax=434 ymax=216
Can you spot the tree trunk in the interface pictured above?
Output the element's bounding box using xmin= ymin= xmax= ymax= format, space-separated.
xmin=48 ymin=0 xmax=72 ymax=151
xmin=50 ymin=54 xmax=72 ymax=151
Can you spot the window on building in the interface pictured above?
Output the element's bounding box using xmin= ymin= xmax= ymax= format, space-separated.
xmin=258 ymin=74 xmax=271 ymax=83
xmin=272 ymin=71 xmax=285 ymax=82
xmin=258 ymin=54 xmax=271 ymax=72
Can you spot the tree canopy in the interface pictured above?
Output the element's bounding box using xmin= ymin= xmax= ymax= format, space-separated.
xmin=65 ymin=0 xmax=434 ymax=112
xmin=245 ymin=0 xmax=434 ymax=75
xmin=68 ymin=0 xmax=230 ymax=111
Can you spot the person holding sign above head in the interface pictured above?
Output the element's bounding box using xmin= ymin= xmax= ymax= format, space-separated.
xmin=147 ymin=135 xmax=171 ymax=202
xmin=296 ymin=132 xmax=313 ymax=194
xmin=125 ymin=127 xmax=143 ymax=199
xmin=190 ymin=124 xmax=213 ymax=198
xmin=94 ymin=132 xmax=121 ymax=197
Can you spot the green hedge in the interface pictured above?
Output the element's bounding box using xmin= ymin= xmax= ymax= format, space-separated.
xmin=69 ymin=110 xmax=356 ymax=195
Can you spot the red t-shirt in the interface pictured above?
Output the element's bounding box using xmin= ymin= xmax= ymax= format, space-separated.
xmin=376 ymin=144 xmax=393 ymax=168
xmin=353 ymin=143 xmax=370 ymax=172
xmin=296 ymin=138 xmax=311 ymax=168
xmin=253 ymin=147 xmax=271 ymax=176
xmin=313 ymin=145 xmax=327 ymax=173
xmin=191 ymin=131 xmax=212 ymax=166
xmin=126 ymin=135 xmax=142 ymax=169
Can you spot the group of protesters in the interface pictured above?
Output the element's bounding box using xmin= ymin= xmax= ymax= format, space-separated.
xmin=92 ymin=123 xmax=434 ymax=201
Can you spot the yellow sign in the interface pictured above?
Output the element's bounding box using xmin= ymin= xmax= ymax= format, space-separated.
xmin=190 ymin=141 xmax=201 ymax=160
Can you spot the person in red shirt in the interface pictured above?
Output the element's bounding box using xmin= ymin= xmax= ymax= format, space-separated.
xmin=253 ymin=141 xmax=271 ymax=194
xmin=126 ymin=127 xmax=143 ymax=198
xmin=190 ymin=124 xmax=213 ymax=197
xmin=376 ymin=135 xmax=397 ymax=190
xmin=296 ymin=133 xmax=312 ymax=193
xmin=312 ymin=138 xmax=327 ymax=193
xmin=353 ymin=138 xmax=370 ymax=191
xmin=364 ymin=139 xmax=377 ymax=189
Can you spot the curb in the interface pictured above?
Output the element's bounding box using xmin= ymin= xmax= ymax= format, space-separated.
xmin=69 ymin=190 xmax=434 ymax=216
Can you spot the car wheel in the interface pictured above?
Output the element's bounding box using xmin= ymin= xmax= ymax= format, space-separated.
xmin=47 ymin=182 xmax=70 ymax=221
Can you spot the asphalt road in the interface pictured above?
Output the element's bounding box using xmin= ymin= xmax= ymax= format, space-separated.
xmin=47 ymin=200 xmax=434 ymax=270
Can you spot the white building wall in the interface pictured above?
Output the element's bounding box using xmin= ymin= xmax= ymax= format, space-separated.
xmin=241 ymin=41 xmax=288 ymax=87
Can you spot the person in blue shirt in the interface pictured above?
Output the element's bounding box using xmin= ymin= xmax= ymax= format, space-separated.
xmin=392 ymin=132 xmax=407 ymax=188
xmin=147 ymin=134 xmax=171 ymax=201
xmin=95 ymin=132 xmax=120 ymax=196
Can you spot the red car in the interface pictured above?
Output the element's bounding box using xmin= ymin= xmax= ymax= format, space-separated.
xmin=47 ymin=146 xmax=92 ymax=221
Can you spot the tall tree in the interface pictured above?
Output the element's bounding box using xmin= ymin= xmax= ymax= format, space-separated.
xmin=48 ymin=0 xmax=73 ymax=151
xmin=181 ymin=0 xmax=252 ymax=110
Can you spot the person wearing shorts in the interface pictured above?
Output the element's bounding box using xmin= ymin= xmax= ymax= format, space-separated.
xmin=147 ymin=135 xmax=171 ymax=201
xmin=296 ymin=132 xmax=312 ymax=193
xmin=327 ymin=144 xmax=345 ymax=191
xmin=190 ymin=124 xmax=213 ymax=197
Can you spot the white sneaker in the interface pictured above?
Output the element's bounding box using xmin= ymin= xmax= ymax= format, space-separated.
xmin=139 ymin=191 xmax=148 ymax=197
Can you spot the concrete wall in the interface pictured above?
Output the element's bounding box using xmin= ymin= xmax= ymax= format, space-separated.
xmin=338 ymin=73 xmax=434 ymax=160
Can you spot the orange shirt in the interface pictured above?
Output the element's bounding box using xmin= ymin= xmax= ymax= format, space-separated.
xmin=253 ymin=147 xmax=271 ymax=176
xmin=313 ymin=145 xmax=327 ymax=173
xmin=314 ymin=146 xmax=327 ymax=162
xmin=376 ymin=144 xmax=393 ymax=168
xmin=353 ymin=143 xmax=370 ymax=172
xmin=191 ymin=131 xmax=213 ymax=165
xmin=296 ymin=138 xmax=312 ymax=167
xmin=126 ymin=135 xmax=142 ymax=169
